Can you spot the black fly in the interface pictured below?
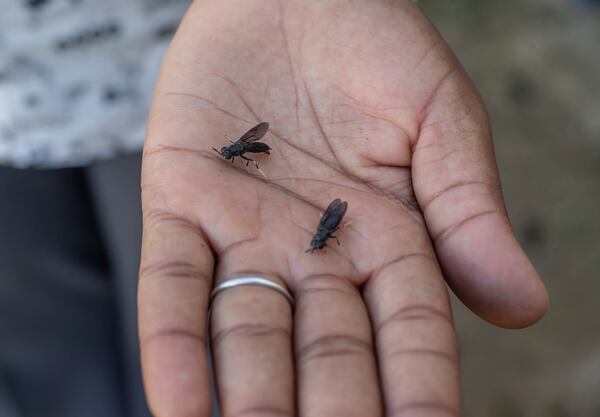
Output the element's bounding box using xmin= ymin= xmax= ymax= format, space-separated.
xmin=213 ymin=122 xmax=271 ymax=175
xmin=307 ymin=198 xmax=349 ymax=253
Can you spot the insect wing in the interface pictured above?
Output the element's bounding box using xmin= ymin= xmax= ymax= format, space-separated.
xmin=319 ymin=199 xmax=348 ymax=230
xmin=237 ymin=122 xmax=269 ymax=143
xmin=245 ymin=142 xmax=271 ymax=154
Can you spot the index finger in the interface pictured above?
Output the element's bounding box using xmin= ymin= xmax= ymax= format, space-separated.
xmin=363 ymin=248 xmax=460 ymax=416
xmin=138 ymin=202 xmax=215 ymax=417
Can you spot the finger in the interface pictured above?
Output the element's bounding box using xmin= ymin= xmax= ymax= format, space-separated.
xmin=138 ymin=206 xmax=214 ymax=417
xmin=364 ymin=250 xmax=460 ymax=417
xmin=210 ymin=249 xmax=294 ymax=417
xmin=294 ymin=274 xmax=381 ymax=417
xmin=412 ymin=70 xmax=548 ymax=328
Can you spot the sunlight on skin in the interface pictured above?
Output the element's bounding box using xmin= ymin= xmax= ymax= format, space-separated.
xmin=138 ymin=1 xmax=548 ymax=416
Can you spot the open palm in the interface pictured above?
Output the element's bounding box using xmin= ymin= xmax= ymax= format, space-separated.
xmin=139 ymin=1 xmax=548 ymax=416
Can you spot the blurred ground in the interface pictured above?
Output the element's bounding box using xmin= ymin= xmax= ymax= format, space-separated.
xmin=418 ymin=1 xmax=600 ymax=416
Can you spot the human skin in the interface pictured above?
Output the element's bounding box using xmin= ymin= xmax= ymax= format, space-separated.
xmin=138 ymin=1 xmax=549 ymax=416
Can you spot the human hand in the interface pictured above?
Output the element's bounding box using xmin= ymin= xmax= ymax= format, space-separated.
xmin=138 ymin=1 xmax=548 ymax=416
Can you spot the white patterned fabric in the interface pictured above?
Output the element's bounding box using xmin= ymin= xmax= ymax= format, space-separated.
xmin=0 ymin=0 xmax=190 ymax=168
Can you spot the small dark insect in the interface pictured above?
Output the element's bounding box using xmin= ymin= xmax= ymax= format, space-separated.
xmin=307 ymin=198 xmax=349 ymax=253
xmin=213 ymin=122 xmax=271 ymax=175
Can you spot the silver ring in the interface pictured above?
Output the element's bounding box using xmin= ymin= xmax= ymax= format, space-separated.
xmin=210 ymin=277 xmax=294 ymax=308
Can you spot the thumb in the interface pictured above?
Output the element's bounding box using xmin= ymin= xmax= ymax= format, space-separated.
xmin=412 ymin=68 xmax=548 ymax=328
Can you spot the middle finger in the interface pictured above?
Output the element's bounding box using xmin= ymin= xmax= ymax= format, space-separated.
xmin=295 ymin=273 xmax=381 ymax=417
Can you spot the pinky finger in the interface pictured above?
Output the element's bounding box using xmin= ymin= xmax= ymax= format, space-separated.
xmin=138 ymin=209 xmax=215 ymax=417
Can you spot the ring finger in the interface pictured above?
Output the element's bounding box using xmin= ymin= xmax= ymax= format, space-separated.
xmin=210 ymin=244 xmax=295 ymax=417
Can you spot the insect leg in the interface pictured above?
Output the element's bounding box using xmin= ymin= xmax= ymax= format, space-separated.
xmin=330 ymin=236 xmax=341 ymax=246
xmin=238 ymin=155 xmax=265 ymax=176
xmin=248 ymin=158 xmax=266 ymax=177
xmin=241 ymin=155 xmax=253 ymax=167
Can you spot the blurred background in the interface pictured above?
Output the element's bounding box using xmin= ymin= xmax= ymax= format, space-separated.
xmin=419 ymin=1 xmax=600 ymax=416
